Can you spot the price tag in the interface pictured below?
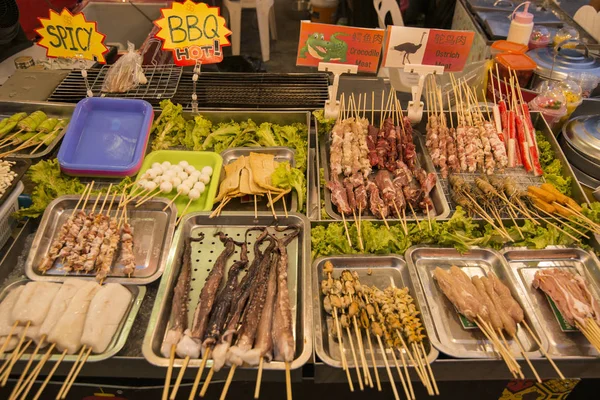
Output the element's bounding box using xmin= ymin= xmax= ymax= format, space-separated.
xmin=154 ymin=0 xmax=231 ymax=66
xmin=382 ymin=26 xmax=474 ymax=72
xmin=296 ymin=21 xmax=384 ymax=73
xmin=36 ymin=8 xmax=108 ymax=62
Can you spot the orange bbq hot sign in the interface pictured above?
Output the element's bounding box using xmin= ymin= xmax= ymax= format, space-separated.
xmin=154 ymin=0 xmax=231 ymax=66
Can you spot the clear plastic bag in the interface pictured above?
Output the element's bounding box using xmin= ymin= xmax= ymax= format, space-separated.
xmin=102 ymin=42 xmax=147 ymax=93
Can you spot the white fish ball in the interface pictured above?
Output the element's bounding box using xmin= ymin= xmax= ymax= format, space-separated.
xmin=188 ymin=188 xmax=201 ymax=200
xmin=146 ymin=181 xmax=157 ymax=191
xmin=164 ymin=169 xmax=177 ymax=177
xmin=194 ymin=182 xmax=206 ymax=193
xmin=178 ymin=184 xmax=190 ymax=195
xmin=172 ymin=177 xmax=182 ymax=187
xmin=152 ymin=162 xmax=161 ymax=169
xmin=172 ymin=165 xmax=183 ymax=174
xmin=160 ymin=182 xmax=173 ymax=193
xmin=184 ymin=165 xmax=196 ymax=174
xmin=179 ymin=161 xmax=189 ymax=168
xmin=183 ymin=178 xmax=196 ymax=188
xmin=161 ymin=161 xmax=171 ymax=169
xmin=137 ymin=179 xmax=148 ymax=188
xmin=199 ymin=174 xmax=210 ymax=184
xmin=201 ymin=166 xmax=213 ymax=177
xmin=177 ymin=171 xmax=188 ymax=181
xmin=190 ymin=170 xmax=202 ymax=180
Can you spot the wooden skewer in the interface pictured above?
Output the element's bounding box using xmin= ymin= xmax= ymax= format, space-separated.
xmin=199 ymin=366 xmax=215 ymax=397
xmin=340 ymin=212 xmax=353 ymax=248
xmin=498 ymin=329 xmax=524 ymax=379
xmin=375 ymin=335 xmax=400 ymax=400
xmin=378 ymin=207 xmax=390 ymax=230
xmin=411 ymin=343 xmax=432 ymax=394
xmin=396 ymin=344 xmax=415 ymax=400
xmin=163 ymin=345 xmax=175 ymax=400
xmin=352 ymin=210 xmax=364 ymax=251
xmin=344 ymin=324 xmax=364 ymax=391
xmin=10 ymin=335 xmax=45 ymax=399
xmin=136 ymin=190 xmax=163 ymax=207
xmin=389 ymin=347 xmax=411 ymax=400
xmin=17 ymin=342 xmax=56 ymax=400
xmin=32 ymin=348 xmax=68 ymax=400
xmin=176 ymin=197 xmax=194 ymax=225
xmin=0 ymin=339 xmax=31 ymax=380
xmin=61 ymin=346 xmax=92 ymax=399
xmin=521 ymin=321 xmax=565 ymax=380
xmin=189 ymin=348 xmax=212 ymax=400
xmin=56 ymin=345 xmax=86 ymax=399
xmin=170 ymin=355 xmax=190 ymax=400
xmin=1 ymin=321 xmax=31 ymax=386
xmin=420 ymin=341 xmax=438 ymax=395
xmin=352 ymin=316 xmax=371 ymax=387
xmin=254 ymin=357 xmax=265 ymax=399
xmin=513 ymin=334 xmax=541 ymax=383
xmin=533 ymin=205 xmax=590 ymax=238
xmin=333 ymin=307 xmax=354 ymax=391
xmin=282 ymin=194 xmax=289 ymax=218
xmin=0 ymin=321 xmax=18 ymax=358
xmin=394 ymin=331 xmax=426 ymax=384
xmin=219 ymin=365 xmax=237 ymax=400
xmin=254 ymin=195 xmax=258 ymax=219
xmin=266 ymin=191 xmax=278 ymax=220
xmin=285 ymin=362 xmax=293 ymax=400
xmin=365 ymin=330 xmax=381 ymax=391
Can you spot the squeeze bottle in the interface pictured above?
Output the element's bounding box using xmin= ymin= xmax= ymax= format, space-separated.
xmin=507 ymin=2 xmax=534 ymax=46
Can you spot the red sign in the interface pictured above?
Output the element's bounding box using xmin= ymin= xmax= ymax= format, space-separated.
xmin=382 ymin=26 xmax=474 ymax=72
xmin=296 ymin=21 xmax=384 ymax=73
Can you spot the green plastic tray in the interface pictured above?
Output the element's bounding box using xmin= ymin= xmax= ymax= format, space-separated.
xmin=136 ymin=150 xmax=222 ymax=215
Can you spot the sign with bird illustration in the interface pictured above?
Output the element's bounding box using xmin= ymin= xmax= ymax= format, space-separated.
xmin=382 ymin=26 xmax=474 ymax=72
xmin=296 ymin=21 xmax=384 ymax=73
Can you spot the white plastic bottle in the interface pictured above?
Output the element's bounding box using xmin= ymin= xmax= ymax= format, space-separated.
xmin=507 ymin=1 xmax=534 ymax=46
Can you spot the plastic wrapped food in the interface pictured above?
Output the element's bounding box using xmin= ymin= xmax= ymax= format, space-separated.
xmin=553 ymin=25 xmax=579 ymax=48
xmin=529 ymin=26 xmax=551 ymax=50
xmin=529 ymin=87 xmax=567 ymax=128
xmin=101 ymin=42 xmax=148 ymax=93
xmin=568 ymin=72 xmax=600 ymax=98
xmin=556 ymin=80 xmax=582 ymax=122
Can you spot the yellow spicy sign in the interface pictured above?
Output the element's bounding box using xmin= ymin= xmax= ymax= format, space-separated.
xmin=36 ymin=9 xmax=108 ymax=63
xmin=154 ymin=0 xmax=231 ymax=66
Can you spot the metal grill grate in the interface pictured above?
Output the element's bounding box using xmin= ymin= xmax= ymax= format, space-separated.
xmin=171 ymin=72 xmax=330 ymax=110
xmin=47 ymin=64 xmax=183 ymax=105
xmin=48 ymin=70 xmax=330 ymax=110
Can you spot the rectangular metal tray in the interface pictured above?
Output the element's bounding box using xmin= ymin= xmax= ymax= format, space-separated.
xmin=24 ymin=195 xmax=177 ymax=285
xmin=0 ymin=158 xmax=30 ymax=207
xmin=405 ymin=246 xmax=547 ymax=359
xmin=219 ymin=146 xmax=298 ymax=213
xmin=312 ymin=255 xmax=438 ymax=368
xmin=142 ymin=212 xmax=312 ymax=370
xmin=319 ymin=130 xmax=450 ymax=221
xmin=0 ymin=100 xmax=74 ymax=159
xmin=413 ymin=111 xmax=589 ymax=215
xmin=501 ymin=247 xmax=600 ymax=358
xmin=0 ymin=279 xmax=145 ymax=362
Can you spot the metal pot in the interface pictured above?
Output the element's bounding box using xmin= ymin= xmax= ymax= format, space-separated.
xmin=527 ymin=39 xmax=600 ymax=88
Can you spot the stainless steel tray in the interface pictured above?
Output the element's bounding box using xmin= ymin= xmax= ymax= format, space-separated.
xmin=405 ymin=246 xmax=547 ymax=359
xmin=219 ymin=146 xmax=298 ymax=212
xmin=319 ymin=132 xmax=450 ymax=221
xmin=0 ymin=279 xmax=145 ymax=362
xmin=413 ymin=111 xmax=589 ymax=214
xmin=501 ymin=247 xmax=600 ymax=358
xmin=142 ymin=212 xmax=312 ymax=370
xmin=312 ymin=255 xmax=438 ymax=368
xmin=0 ymin=100 xmax=73 ymax=159
xmin=24 ymin=195 xmax=177 ymax=285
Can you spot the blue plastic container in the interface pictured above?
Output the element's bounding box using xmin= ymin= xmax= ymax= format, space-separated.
xmin=58 ymin=98 xmax=153 ymax=177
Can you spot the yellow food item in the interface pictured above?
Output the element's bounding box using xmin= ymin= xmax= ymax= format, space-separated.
xmin=530 ymin=195 xmax=556 ymax=214
xmin=554 ymin=203 xmax=574 ymax=218
xmin=527 ymin=186 xmax=556 ymax=203
xmin=540 ymin=183 xmax=570 ymax=204
xmin=566 ymin=198 xmax=582 ymax=212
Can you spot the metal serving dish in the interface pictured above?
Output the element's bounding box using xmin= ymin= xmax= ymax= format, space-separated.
xmin=0 ymin=100 xmax=73 ymax=159
xmin=313 ymin=255 xmax=438 ymax=369
xmin=219 ymin=146 xmax=298 ymax=213
xmin=501 ymin=247 xmax=600 ymax=358
xmin=319 ymin=130 xmax=450 ymax=221
xmin=414 ymin=111 xmax=589 ymax=214
xmin=406 ymin=246 xmax=547 ymax=359
xmin=0 ymin=279 xmax=145 ymax=362
xmin=25 ymin=195 xmax=177 ymax=285
xmin=142 ymin=212 xmax=312 ymax=370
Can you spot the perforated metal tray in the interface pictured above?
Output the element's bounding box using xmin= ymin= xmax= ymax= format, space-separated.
xmin=219 ymin=146 xmax=297 ymax=213
xmin=405 ymin=246 xmax=547 ymax=359
xmin=501 ymin=247 xmax=600 ymax=358
xmin=0 ymin=279 xmax=145 ymax=362
xmin=312 ymin=255 xmax=438 ymax=369
xmin=25 ymin=195 xmax=177 ymax=285
xmin=142 ymin=212 xmax=312 ymax=371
